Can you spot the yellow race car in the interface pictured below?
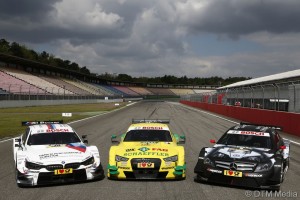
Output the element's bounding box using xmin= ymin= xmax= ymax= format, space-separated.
xmin=107 ymin=119 xmax=186 ymax=180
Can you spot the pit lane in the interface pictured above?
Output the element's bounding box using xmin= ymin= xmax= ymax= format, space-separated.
xmin=0 ymin=101 xmax=299 ymax=200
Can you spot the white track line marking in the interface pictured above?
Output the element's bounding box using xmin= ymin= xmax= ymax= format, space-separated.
xmin=0 ymin=102 xmax=137 ymax=144
xmin=178 ymin=103 xmax=300 ymax=146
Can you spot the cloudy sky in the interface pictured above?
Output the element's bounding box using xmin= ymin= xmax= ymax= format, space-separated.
xmin=1 ymin=0 xmax=300 ymax=78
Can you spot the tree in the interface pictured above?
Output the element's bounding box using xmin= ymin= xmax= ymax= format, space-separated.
xmin=0 ymin=39 xmax=10 ymax=54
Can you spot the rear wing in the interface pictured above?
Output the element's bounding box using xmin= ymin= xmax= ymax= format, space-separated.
xmin=132 ymin=119 xmax=170 ymax=124
xmin=240 ymin=122 xmax=282 ymax=131
xmin=21 ymin=120 xmax=63 ymax=126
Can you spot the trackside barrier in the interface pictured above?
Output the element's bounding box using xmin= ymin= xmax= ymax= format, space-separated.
xmin=180 ymin=100 xmax=300 ymax=137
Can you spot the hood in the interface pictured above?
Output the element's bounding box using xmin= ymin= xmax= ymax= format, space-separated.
xmin=208 ymin=146 xmax=269 ymax=162
xmin=25 ymin=143 xmax=92 ymax=164
xmin=118 ymin=141 xmax=177 ymax=158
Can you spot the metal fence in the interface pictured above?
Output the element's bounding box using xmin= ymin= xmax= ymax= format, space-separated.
xmin=181 ymin=81 xmax=300 ymax=113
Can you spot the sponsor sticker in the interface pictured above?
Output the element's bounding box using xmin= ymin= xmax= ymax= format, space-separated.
xmin=137 ymin=162 xmax=154 ymax=168
xmin=119 ymin=167 xmax=130 ymax=170
xmin=46 ymin=129 xmax=69 ymax=133
xmin=227 ymin=130 xmax=270 ymax=137
xmin=126 ymin=148 xmax=135 ymax=152
xmin=138 ymin=147 xmax=150 ymax=152
xmin=124 ymin=152 xmax=169 ymax=157
xmin=161 ymin=167 xmax=174 ymax=170
xmin=54 ymin=168 xmax=73 ymax=175
xmin=152 ymin=148 xmax=168 ymax=152
xmin=207 ymin=168 xmax=222 ymax=174
xmin=245 ymin=173 xmax=263 ymax=178
xmin=224 ymin=170 xmax=242 ymax=177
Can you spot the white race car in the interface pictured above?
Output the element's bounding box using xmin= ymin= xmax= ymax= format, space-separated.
xmin=13 ymin=121 xmax=104 ymax=187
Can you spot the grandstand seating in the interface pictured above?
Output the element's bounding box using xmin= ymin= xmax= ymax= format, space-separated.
xmin=60 ymin=78 xmax=95 ymax=95
xmin=147 ymin=88 xmax=176 ymax=95
xmin=128 ymin=87 xmax=153 ymax=95
xmin=101 ymin=85 xmax=126 ymax=96
xmin=170 ymin=89 xmax=195 ymax=95
xmin=113 ymin=86 xmax=139 ymax=96
xmin=0 ymin=69 xmax=46 ymax=94
xmin=73 ymin=81 xmax=112 ymax=96
xmin=1 ymin=67 xmax=73 ymax=95
xmin=193 ymin=89 xmax=215 ymax=94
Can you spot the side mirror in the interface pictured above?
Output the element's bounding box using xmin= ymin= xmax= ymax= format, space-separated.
xmin=178 ymin=135 xmax=186 ymax=144
xmin=174 ymin=134 xmax=185 ymax=144
xmin=111 ymin=135 xmax=119 ymax=144
xmin=15 ymin=138 xmax=21 ymax=147
xmin=210 ymin=139 xmax=216 ymax=144
xmin=82 ymin=135 xmax=88 ymax=144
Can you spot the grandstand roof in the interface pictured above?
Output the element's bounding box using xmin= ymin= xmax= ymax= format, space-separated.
xmin=217 ymin=69 xmax=300 ymax=90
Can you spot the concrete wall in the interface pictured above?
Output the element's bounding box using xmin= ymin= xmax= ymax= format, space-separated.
xmin=180 ymin=100 xmax=300 ymax=137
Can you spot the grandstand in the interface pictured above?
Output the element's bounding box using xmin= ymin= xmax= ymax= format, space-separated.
xmin=0 ymin=53 xmax=216 ymax=102
xmin=0 ymin=68 xmax=46 ymax=95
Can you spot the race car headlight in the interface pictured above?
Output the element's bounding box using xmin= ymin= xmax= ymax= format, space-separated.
xmin=82 ymin=156 xmax=95 ymax=166
xmin=255 ymin=161 xmax=273 ymax=172
xmin=203 ymin=158 xmax=215 ymax=167
xmin=163 ymin=155 xmax=178 ymax=162
xmin=245 ymin=156 xmax=261 ymax=162
xmin=115 ymin=155 xmax=129 ymax=162
xmin=25 ymin=160 xmax=44 ymax=170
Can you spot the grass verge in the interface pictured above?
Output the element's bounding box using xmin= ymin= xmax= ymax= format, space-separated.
xmin=0 ymin=102 xmax=127 ymax=139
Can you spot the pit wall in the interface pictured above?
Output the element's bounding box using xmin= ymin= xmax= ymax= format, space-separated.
xmin=180 ymin=100 xmax=300 ymax=137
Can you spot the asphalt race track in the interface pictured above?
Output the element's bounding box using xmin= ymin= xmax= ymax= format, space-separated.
xmin=1 ymin=101 xmax=299 ymax=200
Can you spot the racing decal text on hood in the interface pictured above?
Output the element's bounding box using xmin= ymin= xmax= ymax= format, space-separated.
xmin=25 ymin=144 xmax=90 ymax=163
xmin=119 ymin=143 xmax=178 ymax=157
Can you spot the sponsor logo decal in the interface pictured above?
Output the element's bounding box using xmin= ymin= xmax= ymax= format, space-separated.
xmin=224 ymin=170 xmax=242 ymax=177
xmin=227 ymin=130 xmax=270 ymax=137
xmin=207 ymin=168 xmax=222 ymax=174
xmin=152 ymin=148 xmax=168 ymax=152
xmin=39 ymin=153 xmax=59 ymax=159
xmin=161 ymin=167 xmax=174 ymax=170
xmin=66 ymin=143 xmax=86 ymax=152
xmin=138 ymin=147 xmax=150 ymax=152
xmin=138 ymin=162 xmax=154 ymax=168
xmin=126 ymin=148 xmax=135 ymax=152
xmin=39 ymin=151 xmax=82 ymax=159
xmin=124 ymin=152 xmax=169 ymax=157
xmin=140 ymin=142 xmax=159 ymax=145
xmin=54 ymin=168 xmax=73 ymax=175
xmin=245 ymin=173 xmax=263 ymax=177
xmin=46 ymin=129 xmax=69 ymax=133
xmin=142 ymin=127 xmax=163 ymax=130
xmin=48 ymin=144 xmax=65 ymax=148
xmin=119 ymin=167 xmax=130 ymax=170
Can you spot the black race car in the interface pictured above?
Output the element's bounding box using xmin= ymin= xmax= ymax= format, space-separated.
xmin=194 ymin=122 xmax=290 ymax=190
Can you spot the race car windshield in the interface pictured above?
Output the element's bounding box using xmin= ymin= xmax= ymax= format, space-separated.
xmin=123 ymin=130 xmax=172 ymax=142
xmin=217 ymin=133 xmax=272 ymax=149
xmin=27 ymin=132 xmax=81 ymax=145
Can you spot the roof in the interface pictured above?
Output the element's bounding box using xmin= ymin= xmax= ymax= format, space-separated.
xmin=217 ymin=69 xmax=300 ymax=90
xmin=29 ymin=124 xmax=74 ymax=134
